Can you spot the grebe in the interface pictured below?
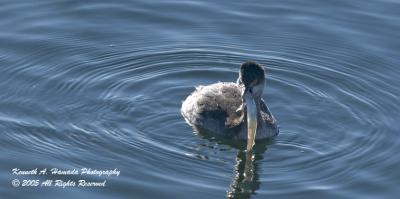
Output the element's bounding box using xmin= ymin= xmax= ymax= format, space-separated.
xmin=181 ymin=61 xmax=278 ymax=150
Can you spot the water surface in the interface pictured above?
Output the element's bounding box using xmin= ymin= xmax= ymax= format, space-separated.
xmin=1 ymin=1 xmax=400 ymax=199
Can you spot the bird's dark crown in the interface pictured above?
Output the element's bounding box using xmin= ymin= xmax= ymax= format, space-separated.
xmin=239 ymin=61 xmax=265 ymax=88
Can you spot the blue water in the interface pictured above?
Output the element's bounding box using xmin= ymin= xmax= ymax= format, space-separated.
xmin=1 ymin=1 xmax=399 ymax=199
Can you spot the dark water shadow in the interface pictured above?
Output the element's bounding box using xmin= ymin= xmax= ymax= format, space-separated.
xmin=194 ymin=127 xmax=273 ymax=199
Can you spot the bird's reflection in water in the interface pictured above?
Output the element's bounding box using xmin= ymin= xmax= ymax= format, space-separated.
xmin=227 ymin=140 xmax=270 ymax=199
xmin=195 ymin=127 xmax=271 ymax=199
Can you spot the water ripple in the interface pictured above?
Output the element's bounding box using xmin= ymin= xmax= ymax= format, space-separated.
xmin=1 ymin=42 xmax=399 ymax=198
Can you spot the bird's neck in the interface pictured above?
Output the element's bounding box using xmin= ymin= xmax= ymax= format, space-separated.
xmin=254 ymin=98 xmax=263 ymax=122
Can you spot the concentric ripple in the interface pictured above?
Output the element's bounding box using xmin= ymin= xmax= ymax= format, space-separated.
xmin=1 ymin=0 xmax=400 ymax=198
xmin=1 ymin=42 xmax=399 ymax=199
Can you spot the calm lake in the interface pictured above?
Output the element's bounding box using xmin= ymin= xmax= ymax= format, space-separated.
xmin=1 ymin=0 xmax=399 ymax=199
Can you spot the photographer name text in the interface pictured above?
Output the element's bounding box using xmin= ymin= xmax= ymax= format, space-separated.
xmin=12 ymin=168 xmax=120 ymax=177
xmin=11 ymin=167 xmax=120 ymax=188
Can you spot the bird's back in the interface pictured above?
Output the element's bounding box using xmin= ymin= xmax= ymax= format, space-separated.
xmin=181 ymin=82 xmax=243 ymax=138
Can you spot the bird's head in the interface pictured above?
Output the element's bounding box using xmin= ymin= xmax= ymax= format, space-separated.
xmin=237 ymin=61 xmax=266 ymax=151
